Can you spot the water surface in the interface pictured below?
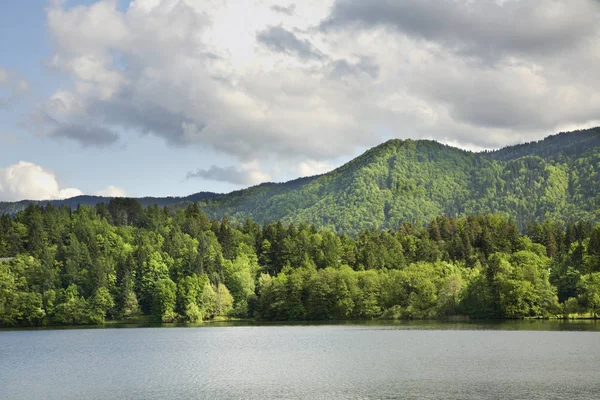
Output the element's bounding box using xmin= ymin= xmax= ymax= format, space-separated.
xmin=1 ymin=321 xmax=599 ymax=399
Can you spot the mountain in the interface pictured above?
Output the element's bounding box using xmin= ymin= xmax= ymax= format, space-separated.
xmin=1 ymin=127 xmax=599 ymax=232
xmin=194 ymin=127 xmax=600 ymax=232
xmin=0 ymin=192 xmax=219 ymax=217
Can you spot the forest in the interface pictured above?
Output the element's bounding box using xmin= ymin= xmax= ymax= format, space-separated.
xmin=1 ymin=128 xmax=599 ymax=234
xmin=1 ymin=199 xmax=599 ymax=327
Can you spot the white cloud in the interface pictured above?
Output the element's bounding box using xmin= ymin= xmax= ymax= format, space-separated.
xmin=95 ymin=185 xmax=127 ymax=197
xmin=0 ymin=161 xmax=129 ymax=201
xmin=0 ymin=161 xmax=83 ymax=201
xmin=58 ymin=187 xmax=85 ymax=199
xmin=35 ymin=0 xmax=600 ymax=167
xmin=187 ymin=159 xmax=271 ymax=186
xmin=38 ymin=0 xmax=378 ymax=158
xmin=296 ymin=160 xmax=334 ymax=177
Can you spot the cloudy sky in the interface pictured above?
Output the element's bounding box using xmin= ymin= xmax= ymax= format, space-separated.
xmin=1 ymin=0 xmax=599 ymax=201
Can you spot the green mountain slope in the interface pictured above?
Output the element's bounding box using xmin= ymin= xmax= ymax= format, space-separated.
xmin=196 ymin=128 xmax=600 ymax=232
xmin=1 ymin=127 xmax=599 ymax=232
xmin=197 ymin=140 xmax=476 ymax=231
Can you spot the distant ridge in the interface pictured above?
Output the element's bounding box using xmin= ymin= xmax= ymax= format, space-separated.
xmin=0 ymin=192 xmax=219 ymax=217
xmin=486 ymin=128 xmax=600 ymax=161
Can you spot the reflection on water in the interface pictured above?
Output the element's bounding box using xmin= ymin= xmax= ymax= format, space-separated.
xmin=5 ymin=318 xmax=599 ymax=332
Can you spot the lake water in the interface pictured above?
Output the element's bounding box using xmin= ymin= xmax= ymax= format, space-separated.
xmin=1 ymin=321 xmax=599 ymax=399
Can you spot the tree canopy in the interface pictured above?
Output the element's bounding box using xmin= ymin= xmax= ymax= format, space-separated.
xmin=1 ymin=200 xmax=598 ymax=327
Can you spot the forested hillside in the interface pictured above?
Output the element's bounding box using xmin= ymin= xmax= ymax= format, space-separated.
xmin=196 ymin=127 xmax=600 ymax=232
xmin=1 ymin=200 xmax=599 ymax=327
xmin=1 ymin=128 xmax=599 ymax=233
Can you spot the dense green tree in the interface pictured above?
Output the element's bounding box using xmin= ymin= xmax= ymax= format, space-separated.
xmin=152 ymin=278 xmax=177 ymax=322
xmin=578 ymin=273 xmax=600 ymax=318
xmin=53 ymin=285 xmax=92 ymax=325
xmin=213 ymin=284 xmax=233 ymax=317
xmin=177 ymin=274 xmax=215 ymax=322
xmin=222 ymin=245 xmax=260 ymax=317
xmin=89 ymin=287 xmax=116 ymax=324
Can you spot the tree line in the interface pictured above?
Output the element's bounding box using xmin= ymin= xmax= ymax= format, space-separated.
xmin=1 ymin=199 xmax=599 ymax=327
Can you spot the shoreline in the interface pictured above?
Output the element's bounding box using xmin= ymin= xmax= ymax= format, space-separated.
xmin=2 ymin=317 xmax=598 ymax=332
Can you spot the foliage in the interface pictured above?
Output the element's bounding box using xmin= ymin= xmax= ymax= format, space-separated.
xmin=578 ymin=273 xmax=600 ymax=318
xmin=1 ymin=199 xmax=598 ymax=326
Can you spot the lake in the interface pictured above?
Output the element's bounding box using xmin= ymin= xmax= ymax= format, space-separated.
xmin=1 ymin=321 xmax=599 ymax=399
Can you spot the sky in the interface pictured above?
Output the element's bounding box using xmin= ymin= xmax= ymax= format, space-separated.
xmin=1 ymin=0 xmax=599 ymax=201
